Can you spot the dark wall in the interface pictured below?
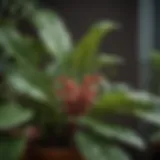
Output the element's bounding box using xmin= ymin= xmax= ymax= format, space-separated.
xmin=42 ymin=0 xmax=138 ymax=86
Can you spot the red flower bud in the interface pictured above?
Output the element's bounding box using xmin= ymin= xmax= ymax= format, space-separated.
xmin=56 ymin=75 xmax=101 ymax=117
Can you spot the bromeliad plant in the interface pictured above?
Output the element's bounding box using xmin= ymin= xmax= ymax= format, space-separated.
xmin=0 ymin=8 xmax=160 ymax=160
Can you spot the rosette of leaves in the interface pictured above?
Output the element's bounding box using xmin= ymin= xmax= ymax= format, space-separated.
xmin=0 ymin=8 xmax=159 ymax=160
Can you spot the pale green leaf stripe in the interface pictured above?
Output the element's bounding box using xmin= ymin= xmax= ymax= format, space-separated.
xmin=136 ymin=111 xmax=160 ymax=126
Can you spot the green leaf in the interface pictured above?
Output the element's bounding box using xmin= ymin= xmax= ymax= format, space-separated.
xmin=8 ymin=71 xmax=48 ymax=102
xmin=106 ymin=146 xmax=130 ymax=160
xmin=78 ymin=118 xmax=145 ymax=149
xmin=0 ymin=26 xmax=53 ymax=95
xmin=93 ymin=90 xmax=153 ymax=115
xmin=32 ymin=9 xmax=73 ymax=60
xmin=93 ymin=91 xmax=136 ymax=115
xmin=95 ymin=91 xmax=130 ymax=111
xmin=75 ymin=132 xmax=105 ymax=160
xmin=97 ymin=53 xmax=124 ymax=69
xmin=0 ymin=136 xmax=27 ymax=160
xmin=136 ymin=111 xmax=160 ymax=126
xmin=0 ymin=27 xmax=41 ymax=67
xmin=70 ymin=21 xmax=118 ymax=76
xmin=0 ymin=104 xmax=33 ymax=130
xmin=127 ymin=91 xmax=156 ymax=107
xmin=6 ymin=52 xmax=55 ymax=102
xmin=75 ymin=131 xmax=129 ymax=160
xmin=110 ymin=83 xmax=132 ymax=92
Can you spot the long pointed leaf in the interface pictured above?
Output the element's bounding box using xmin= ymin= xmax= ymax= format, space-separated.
xmin=136 ymin=111 xmax=160 ymax=126
xmin=96 ymin=53 xmax=124 ymax=69
xmin=94 ymin=90 xmax=154 ymax=115
xmin=106 ymin=146 xmax=130 ymax=160
xmin=78 ymin=118 xmax=145 ymax=149
xmin=7 ymin=72 xmax=47 ymax=102
xmin=0 ymin=104 xmax=33 ymax=130
xmin=32 ymin=9 xmax=73 ymax=60
xmin=70 ymin=21 xmax=118 ymax=76
xmin=0 ymin=27 xmax=53 ymax=92
xmin=75 ymin=131 xmax=129 ymax=160
xmin=0 ymin=27 xmax=42 ymax=67
xmin=75 ymin=132 xmax=105 ymax=160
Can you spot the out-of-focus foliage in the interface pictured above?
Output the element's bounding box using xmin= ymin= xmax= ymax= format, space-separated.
xmin=75 ymin=131 xmax=130 ymax=160
xmin=0 ymin=4 xmax=160 ymax=160
xmin=0 ymin=1 xmax=36 ymax=160
xmin=0 ymin=136 xmax=27 ymax=160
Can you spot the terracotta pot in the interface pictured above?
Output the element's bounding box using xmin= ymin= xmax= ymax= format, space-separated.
xmin=24 ymin=145 xmax=83 ymax=160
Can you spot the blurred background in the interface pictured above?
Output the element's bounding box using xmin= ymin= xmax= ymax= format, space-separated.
xmin=0 ymin=0 xmax=160 ymax=160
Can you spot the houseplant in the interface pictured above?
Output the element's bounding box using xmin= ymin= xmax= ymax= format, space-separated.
xmin=0 ymin=7 xmax=160 ymax=160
